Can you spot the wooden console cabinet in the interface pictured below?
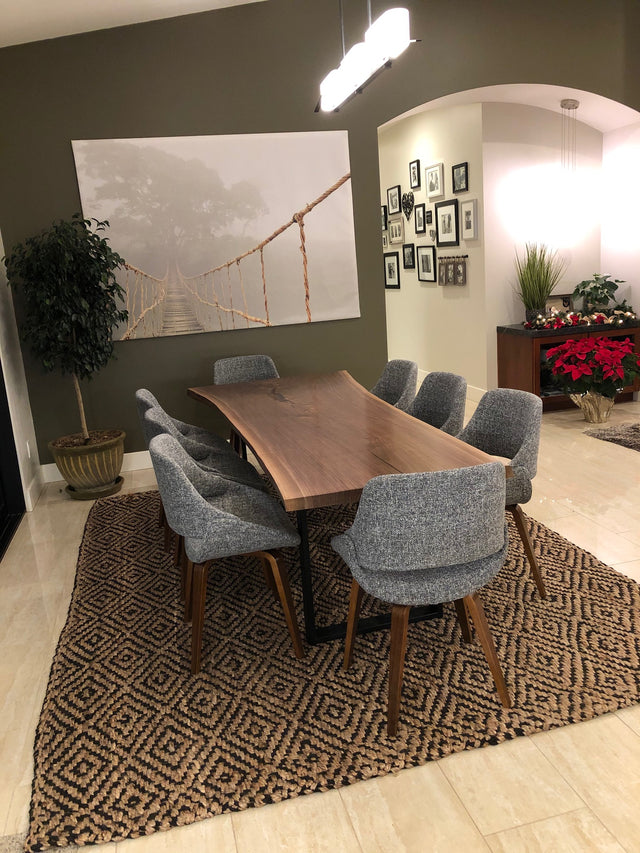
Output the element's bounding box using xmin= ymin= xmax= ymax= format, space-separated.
xmin=497 ymin=323 xmax=640 ymax=411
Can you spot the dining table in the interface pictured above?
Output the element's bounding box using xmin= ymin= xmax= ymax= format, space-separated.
xmin=188 ymin=370 xmax=497 ymax=644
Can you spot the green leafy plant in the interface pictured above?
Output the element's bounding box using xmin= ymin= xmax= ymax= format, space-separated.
xmin=572 ymin=273 xmax=625 ymax=314
xmin=3 ymin=214 xmax=127 ymax=443
xmin=514 ymin=243 xmax=567 ymax=311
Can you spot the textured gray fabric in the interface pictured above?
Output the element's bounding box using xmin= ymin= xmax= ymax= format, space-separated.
xmin=213 ymin=355 xmax=279 ymax=384
xmin=331 ymin=462 xmax=508 ymax=605
xmin=370 ymin=359 xmax=418 ymax=412
xmin=135 ymin=388 xmax=229 ymax=453
xmin=144 ymin=408 xmax=268 ymax=492
xmin=458 ymin=389 xmax=542 ymax=506
xmin=408 ymin=372 xmax=467 ymax=436
xmin=149 ymin=434 xmax=299 ymax=564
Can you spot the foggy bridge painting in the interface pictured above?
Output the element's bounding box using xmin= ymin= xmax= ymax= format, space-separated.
xmin=72 ymin=131 xmax=360 ymax=340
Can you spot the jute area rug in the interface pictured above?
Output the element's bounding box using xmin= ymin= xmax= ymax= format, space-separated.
xmin=585 ymin=421 xmax=640 ymax=452
xmin=27 ymin=491 xmax=640 ymax=851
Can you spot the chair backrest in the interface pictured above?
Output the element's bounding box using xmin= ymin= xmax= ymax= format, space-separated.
xmin=344 ymin=462 xmax=506 ymax=572
xmin=408 ymin=372 xmax=467 ymax=435
xmin=143 ymin=407 xmax=211 ymax=461
xmin=458 ymin=388 xmax=542 ymax=478
xmin=213 ymin=354 xmax=279 ymax=384
xmin=370 ymin=359 xmax=418 ymax=411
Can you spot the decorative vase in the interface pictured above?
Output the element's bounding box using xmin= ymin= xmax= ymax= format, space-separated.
xmin=568 ymin=391 xmax=615 ymax=423
xmin=525 ymin=307 xmax=545 ymax=324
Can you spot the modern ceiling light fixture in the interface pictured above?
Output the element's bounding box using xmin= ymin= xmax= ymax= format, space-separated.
xmin=560 ymin=98 xmax=580 ymax=172
xmin=317 ymin=4 xmax=414 ymax=113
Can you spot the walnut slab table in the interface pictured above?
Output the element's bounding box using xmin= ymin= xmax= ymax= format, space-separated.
xmin=188 ymin=371 xmax=494 ymax=645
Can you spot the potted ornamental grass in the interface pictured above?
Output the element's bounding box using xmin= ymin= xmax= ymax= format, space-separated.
xmin=546 ymin=335 xmax=640 ymax=423
xmin=3 ymin=214 xmax=128 ymax=499
xmin=514 ymin=242 xmax=567 ymax=324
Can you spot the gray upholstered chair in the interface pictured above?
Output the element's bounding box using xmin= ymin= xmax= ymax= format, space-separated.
xmin=213 ymin=354 xmax=279 ymax=384
xmin=213 ymin=355 xmax=280 ymax=456
xmin=149 ymin=433 xmax=304 ymax=673
xmin=408 ymin=371 xmax=467 ymax=436
xmin=135 ymin=388 xmax=229 ymax=454
xmin=458 ymin=388 xmax=545 ymax=598
xmin=370 ymin=359 xmax=418 ymax=412
xmin=332 ymin=461 xmax=511 ymax=736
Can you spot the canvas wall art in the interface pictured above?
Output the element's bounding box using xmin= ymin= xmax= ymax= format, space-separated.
xmin=72 ymin=131 xmax=360 ymax=340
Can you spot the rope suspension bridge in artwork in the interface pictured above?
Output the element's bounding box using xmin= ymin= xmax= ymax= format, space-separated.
xmin=119 ymin=173 xmax=351 ymax=340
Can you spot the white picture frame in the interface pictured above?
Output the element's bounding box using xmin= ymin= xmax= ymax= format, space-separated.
xmin=425 ymin=162 xmax=444 ymax=199
xmin=460 ymin=198 xmax=478 ymax=240
xmin=388 ymin=216 xmax=405 ymax=244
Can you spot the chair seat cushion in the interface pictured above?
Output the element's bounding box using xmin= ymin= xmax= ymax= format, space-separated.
xmin=332 ymin=524 xmax=509 ymax=606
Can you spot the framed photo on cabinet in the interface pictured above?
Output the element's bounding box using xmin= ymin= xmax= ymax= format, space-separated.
xmin=414 ymin=203 xmax=426 ymax=234
xmin=387 ymin=185 xmax=401 ymax=214
xmin=460 ymin=198 xmax=478 ymax=240
xmin=425 ymin=162 xmax=444 ymax=199
xmin=384 ymin=252 xmax=400 ymax=288
xmin=416 ymin=245 xmax=436 ymax=282
xmin=435 ymin=198 xmax=459 ymax=247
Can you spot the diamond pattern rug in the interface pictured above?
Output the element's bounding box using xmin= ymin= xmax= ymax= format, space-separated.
xmin=585 ymin=421 xmax=640 ymax=452
xmin=26 ymin=491 xmax=640 ymax=850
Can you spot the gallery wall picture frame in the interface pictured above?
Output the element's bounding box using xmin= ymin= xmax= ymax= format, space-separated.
xmin=402 ymin=243 xmax=416 ymax=269
xmin=414 ymin=203 xmax=426 ymax=234
xmin=425 ymin=162 xmax=444 ymax=199
xmin=416 ymin=245 xmax=436 ymax=282
xmin=384 ymin=251 xmax=401 ymax=288
xmin=425 ymin=209 xmax=433 ymax=224
xmin=387 ymin=185 xmax=401 ymax=214
xmin=460 ymin=198 xmax=478 ymax=240
xmin=452 ymin=161 xmax=469 ymax=193
xmin=388 ymin=216 xmax=405 ymax=243
xmin=382 ymin=232 xmax=389 ymax=249
xmin=381 ymin=204 xmax=388 ymax=231
xmin=435 ymin=198 xmax=459 ymax=247
xmin=409 ymin=159 xmax=421 ymax=189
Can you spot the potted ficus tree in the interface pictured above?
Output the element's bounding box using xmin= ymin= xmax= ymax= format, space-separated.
xmin=3 ymin=214 xmax=128 ymax=499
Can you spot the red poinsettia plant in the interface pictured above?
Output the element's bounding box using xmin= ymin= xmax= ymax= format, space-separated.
xmin=546 ymin=336 xmax=640 ymax=399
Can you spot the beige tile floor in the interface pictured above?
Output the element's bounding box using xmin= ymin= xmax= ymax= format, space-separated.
xmin=1 ymin=401 xmax=640 ymax=852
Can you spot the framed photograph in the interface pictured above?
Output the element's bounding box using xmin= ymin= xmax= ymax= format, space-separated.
xmin=383 ymin=251 xmax=400 ymax=289
xmin=425 ymin=162 xmax=444 ymax=199
xmin=382 ymin=232 xmax=389 ymax=249
xmin=545 ymin=293 xmax=574 ymax=313
xmin=425 ymin=209 xmax=433 ymax=225
xmin=460 ymin=198 xmax=478 ymax=240
xmin=402 ymin=243 xmax=415 ymax=269
xmin=388 ymin=216 xmax=404 ymax=244
xmin=452 ymin=162 xmax=469 ymax=193
xmin=416 ymin=246 xmax=436 ymax=282
xmin=381 ymin=204 xmax=388 ymax=232
xmin=387 ymin=185 xmax=401 ymax=215
xmin=409 ymin=159 xmax=421 ymax=190
xmin=435 ymin=198 xmax=459 ymax=247
xmin=414 ymin=203 xmax=426 ymax=234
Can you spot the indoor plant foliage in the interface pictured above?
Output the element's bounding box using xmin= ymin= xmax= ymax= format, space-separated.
xmin=3 ymin=214 xmax=129 ymax=497
xmin=546 ymin=336 xmax=640 ymax=422
xmin=514 ymin=242 xmax=567 ymax=323
xmin=572 ymin=273 xmax=627 ymax=314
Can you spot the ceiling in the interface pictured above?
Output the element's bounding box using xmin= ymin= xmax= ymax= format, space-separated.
xmin=0 ymin=0 xmax=266 ymax=49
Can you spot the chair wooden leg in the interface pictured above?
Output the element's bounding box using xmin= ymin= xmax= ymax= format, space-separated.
xmin=190 ymin=561 xmax=210 ymax=675
xmin=388 ymin=605 xmax=410 ymax=737
xmin=259 ymin=555 xmax=279 ymax=599
xmin=464 ymin=592 xmax=511 ymax=709
xmin=260 ymin=551 xmax=304 ymax=659
xmin=343 ymin=578 xmax=365 ymax=670
xmin=453 ymin=598 xmax=473 ymax=643
xmin=163 ymin=515 xmax=173 ymax=553
xmin=509 ymin=504 xmax=546 ymax=598
xmin=184 ymin=557 xmax=194 ymax=622
xmin=158 ymin=501 xmax=165 ymax=529
xmin=172 ymin=531 xmax=183 ymax=569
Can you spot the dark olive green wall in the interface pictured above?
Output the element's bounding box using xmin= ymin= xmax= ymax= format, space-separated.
xmin=0 ymin=0 xmax=636 ymax=459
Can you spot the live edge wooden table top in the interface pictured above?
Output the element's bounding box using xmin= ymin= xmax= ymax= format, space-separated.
xmin=188 ymin=370 xmax=493 ymax=511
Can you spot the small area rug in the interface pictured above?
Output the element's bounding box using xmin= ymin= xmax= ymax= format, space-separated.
xmin=585 ymin=421 xmax=640 ymax=452
xmin=27 ymin=491 xmax=640 ymax=850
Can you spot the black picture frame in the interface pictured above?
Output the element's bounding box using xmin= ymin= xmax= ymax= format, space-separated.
xmin=409 ymin=159 xmax=421 ymax=190
xmin=381 ymin=204 xmax=388 ymax=231
xmin=402 ymin=243 xmax=415 ymax=269
xmin=383 ymin=251 xmax=400 ymax=288
xmin=426 ymin=210 xmax=433 ymax=225
xmin=435 ymin=198 xmax=459 ymax=247
xmin=452 ymin=161 xmax=469 ymax=193
xmin=387 ymin=185 xmax=401 ymax=215
xmin=414 ymin=203 xmax=426 ymax=234
xmin=416 ymin=246 xmax=436 ymax=282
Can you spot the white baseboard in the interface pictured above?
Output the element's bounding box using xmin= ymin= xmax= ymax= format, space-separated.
xmin=41 ymin=449 xmax=152 ymax=484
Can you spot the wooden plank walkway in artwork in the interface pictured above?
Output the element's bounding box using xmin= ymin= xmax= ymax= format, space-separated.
xmin=160 ymin=273 xmax=203 ymax=336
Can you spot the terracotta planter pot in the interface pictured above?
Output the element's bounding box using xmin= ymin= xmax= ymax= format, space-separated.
xmin=49 ymin=430 xmax=125 ymax=500
xmin=568 ymin=391 xmax=615 ymax=424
